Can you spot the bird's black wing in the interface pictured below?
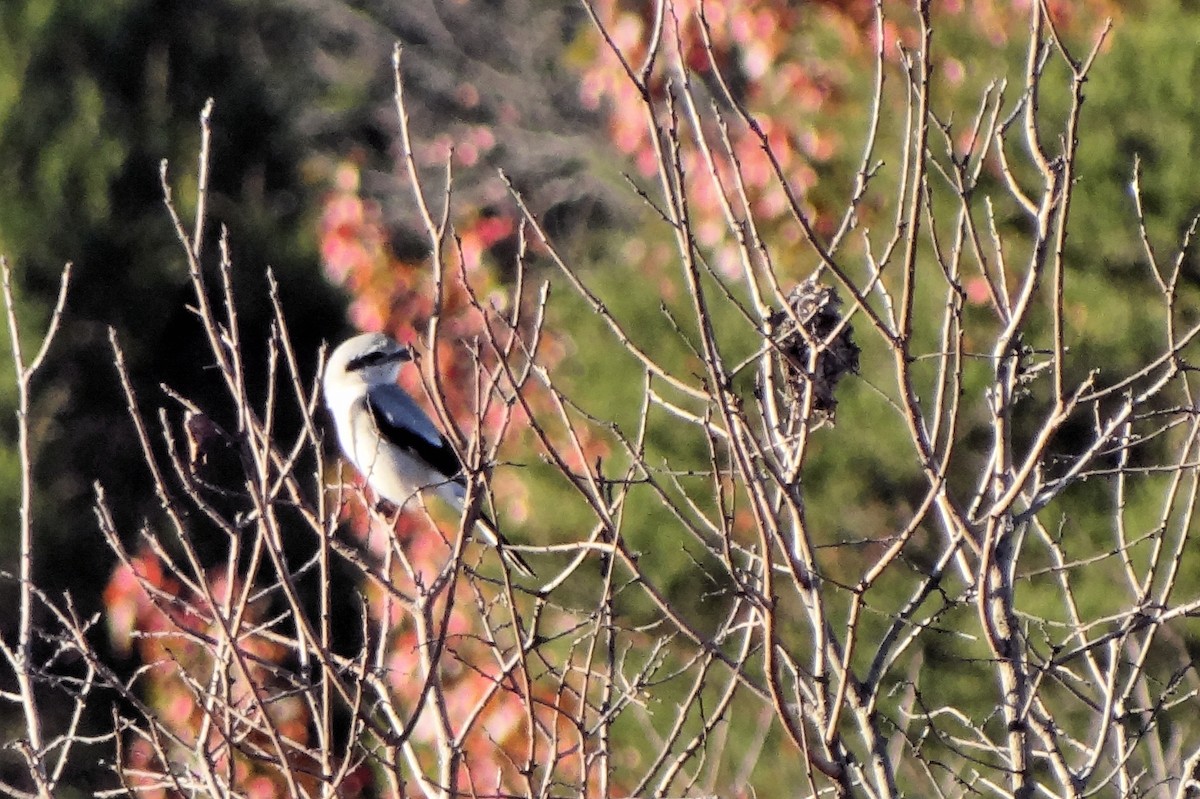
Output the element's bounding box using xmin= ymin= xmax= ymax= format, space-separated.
xmin=366 ymin=386 xmax=534 ymax=576
xmin=365 ymin=384 xmax=464 ymax=485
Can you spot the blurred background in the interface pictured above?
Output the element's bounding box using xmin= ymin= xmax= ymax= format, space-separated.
xmin=3 ymin=0 xmax=1197 ymax=793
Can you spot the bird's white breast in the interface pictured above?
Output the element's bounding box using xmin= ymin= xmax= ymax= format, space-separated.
xmin=338 ymin=396 xmax=460 ymax=510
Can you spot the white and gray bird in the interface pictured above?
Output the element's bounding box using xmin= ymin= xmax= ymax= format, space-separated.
xmin=323 ymin=332 xmax=535 ymax=577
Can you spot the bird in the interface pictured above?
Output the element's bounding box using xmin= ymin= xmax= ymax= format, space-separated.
xmin=323 ymin=332 xmax=535 ymax=577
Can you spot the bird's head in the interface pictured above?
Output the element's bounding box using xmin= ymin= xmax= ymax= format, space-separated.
xmin=324 ymin=332 xmax=413 ymax=398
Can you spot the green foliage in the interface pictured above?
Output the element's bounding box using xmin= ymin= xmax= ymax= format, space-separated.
xmin=532 ymin=4 xmax=1200 ymax=788
xmin=0 ymin=6 xmax=347 ymax=792
xmin=0 ymin=0 xmax=349 ymax=610
xmin=6 ymin=0 xmax=1200 ymax=792
xmin=1067 ymin=0 xmax=1200 ymax=271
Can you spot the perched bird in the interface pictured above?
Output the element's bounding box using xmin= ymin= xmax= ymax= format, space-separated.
xmin=323 ymin=332 xmax=535 ymax=577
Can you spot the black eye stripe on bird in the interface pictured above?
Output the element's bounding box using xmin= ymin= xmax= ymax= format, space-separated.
xmin=323 ymin=332 xmax=536 ymax=577
xmin=347 ymin=347 xmax=410 ymax=371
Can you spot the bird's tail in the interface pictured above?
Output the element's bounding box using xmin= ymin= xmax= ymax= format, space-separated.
xmin=437 ymin=481 xmax=536 ymax=577
xmin=473 ymin=513 xmax=537 ymax=578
